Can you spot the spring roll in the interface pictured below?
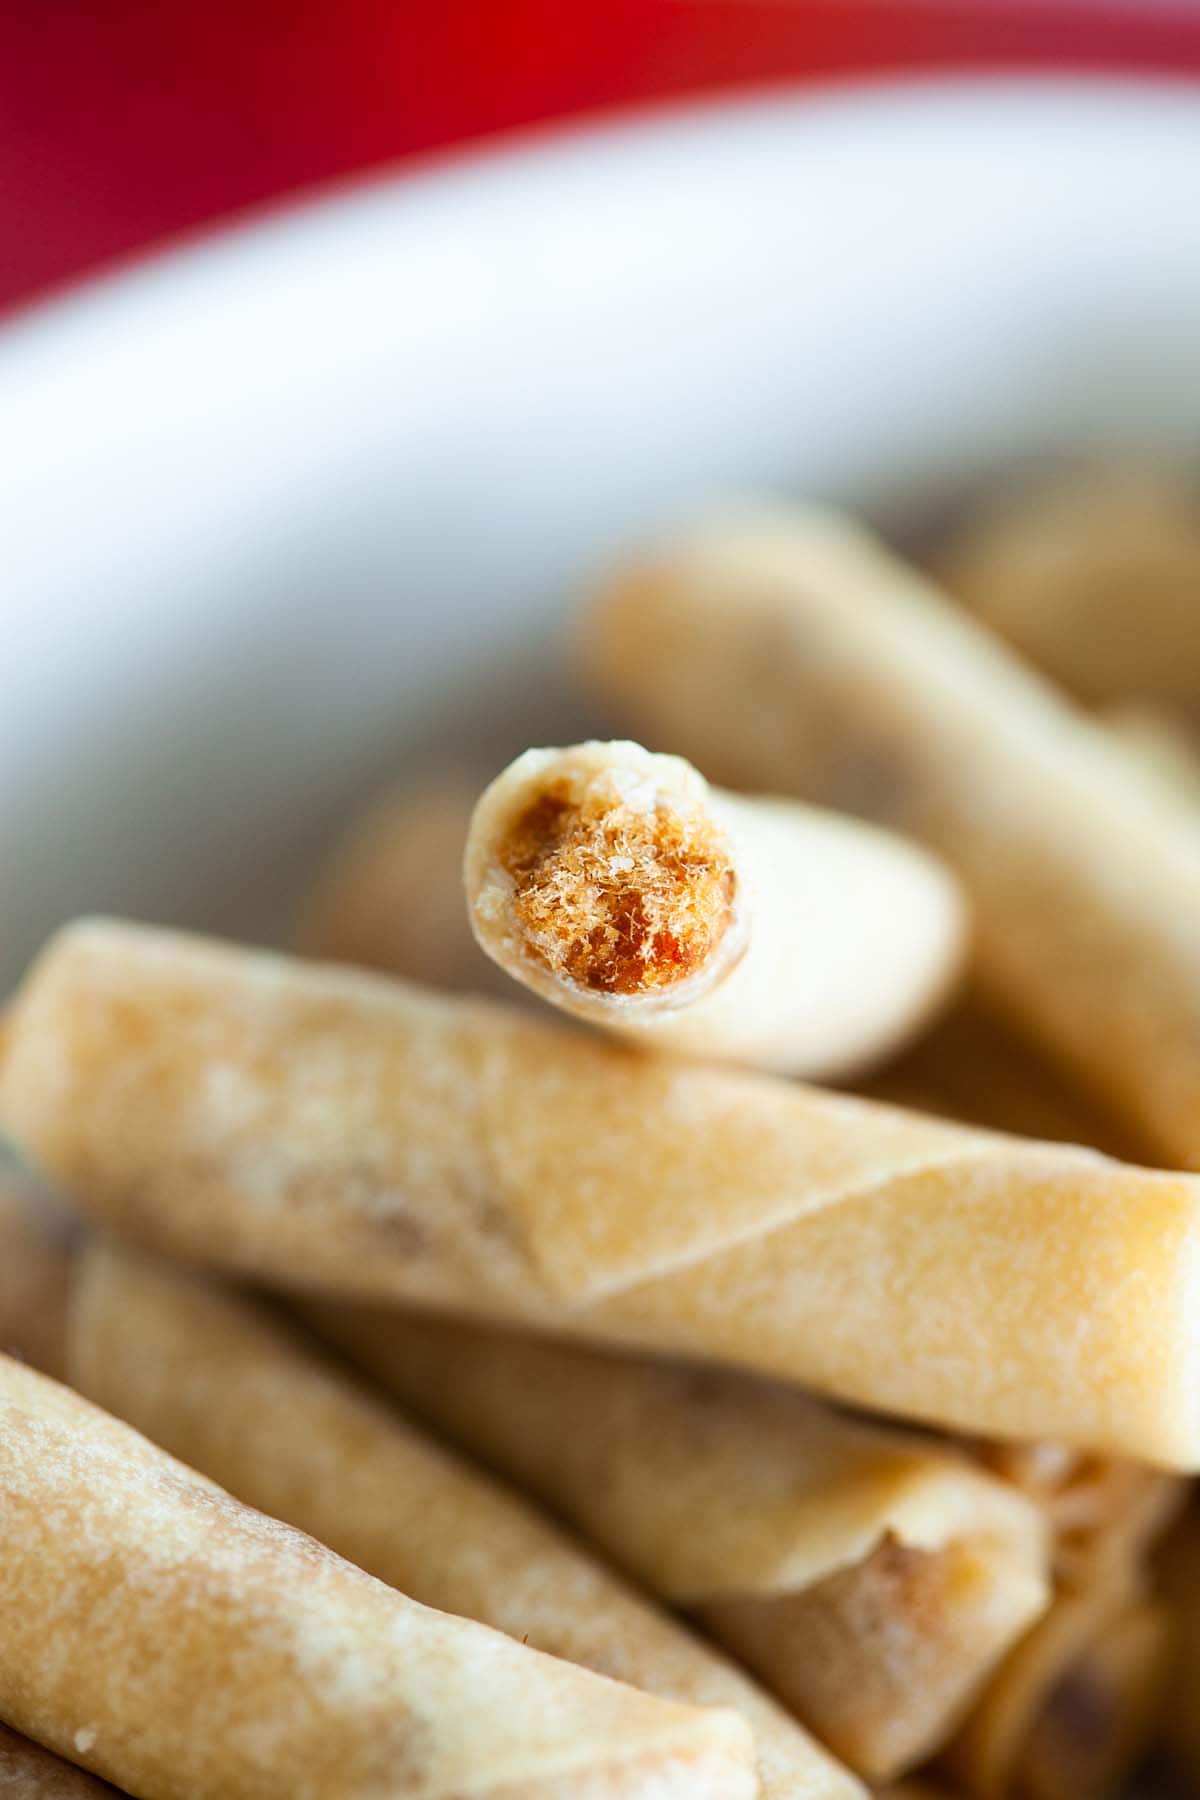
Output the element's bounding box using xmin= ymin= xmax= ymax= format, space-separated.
xmin=933 ymin=463 xmax=1200 ymax=710
xmin=6 ymin=916 xmax=1200 ymax=1463
xmin=293 ymin=772 xmax=512 ymax=998
xmin=0 ymin=1349 xmax=756 ymax=1800
xmin=1156 ymin=1506 xmax=1200 ymax=1786
xmin=859 ymin=1009 xmax=1137 ymax=1161
xmin=942 ymin=1575 xmax=1167 ymax=1800
xmin=0 ymin=1722 xmax=125 ymax=1798
xmin=0 ymin=1195 xmax=851 ymax=1800
xmin=302 ymin=1302 xmax=1051 ymax=1781
xmin=5 ymin=919 xmax=1200 ymax=1463
xmin=464 ymin=740 xmax=964 ymax=1077
xmin=581 ymin=504 xmax=1200 ymax=1168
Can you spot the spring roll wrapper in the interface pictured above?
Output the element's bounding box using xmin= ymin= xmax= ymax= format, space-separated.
xmin=466 ymin=741 xmax=965 ymax=1078
xmin=303 ymin=1302 xmax=1050 ymax=1781
xmin=0 ymin=1722 xmax=125 ymax=1799
xmin=0 ymin=1209 xmax=851 ymax=1800
xmin=942 ymin=1574 xmax=1168 ymax=1800
xmin=0 ymin=1349 xmax=757 ymax=1800
xmin=580 ymin=505 xmax=1200 ymax=1170
xmin=292 ymin=773 xmax=514 ymax=1000
xmin=932 ymin=464 xmax=1200 ymax=710
xmin=4 ymin=920 xmax=1200 ymax=1465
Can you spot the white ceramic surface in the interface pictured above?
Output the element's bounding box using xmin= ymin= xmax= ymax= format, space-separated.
xmin=3 ymin=76 xmax=1199 ymax=991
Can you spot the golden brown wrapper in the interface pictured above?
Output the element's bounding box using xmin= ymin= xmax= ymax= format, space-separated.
xmin=932 ymin=464 xmax=1200 ymax=710
xmin=0 ymin=1722 xmax=125 ymax=1798
xmin=4 ymin=919 xmax=1200 ymax=1465
xmin=581 ymin=504 xmax=1200 ymax=1169
xmin=302 ymin=1302 xmax=1050 ymax=1782
xmin=0 ymin=1349 xmax=757 ymax=1800
xmin=465 ymin=740 xmax=964 ymax=1077
xmin=942 ymin=1575 xmax=1168 ymax=1800
xmin=292 ymin=772 xmax=512 ymax=998
xmin=0 ymin=1207 xmax=851 ymax=1800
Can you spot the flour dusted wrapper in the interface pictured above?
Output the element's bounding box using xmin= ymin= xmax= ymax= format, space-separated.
xmin=0 ymin=1350 xmax=756 ymax=1800
xmin=303 ymin=1304 xmax=1050 ymax=1782
xmin=5 ymin=920 xmax=1200 ymax=1463
xmin=0 ymin=1201 xmax=846 ymax=1800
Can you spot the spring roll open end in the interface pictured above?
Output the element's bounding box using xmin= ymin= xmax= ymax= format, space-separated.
xmin=468 ymin=743 xmax=744 ymax=1010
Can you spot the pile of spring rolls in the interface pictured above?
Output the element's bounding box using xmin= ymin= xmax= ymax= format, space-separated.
xmin=6 ymin=463 xmax=1200 ymax=1800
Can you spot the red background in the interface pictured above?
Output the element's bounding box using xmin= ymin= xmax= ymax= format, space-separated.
xmin=3 ymin=0 xmax=1200 ymax=318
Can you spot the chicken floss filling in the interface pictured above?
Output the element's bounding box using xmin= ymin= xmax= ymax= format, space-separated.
xmin=500 ymin=777 xmax=737 ymax=996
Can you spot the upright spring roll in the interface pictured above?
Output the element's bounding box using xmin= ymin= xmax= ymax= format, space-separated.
xmin=942 ymin=1575 xmax=1167 ymax=1800
xmin=5 ymin=919 xmax=1200 ymax=1464
xmin=581 ymin=504 xmax=1200 ymax=1168
xmin=292 ymin=772 xmax=512 ymax=997
xmin=0 ymin=1192 xmax=852 ymax=1800
xmin=0 ymin=1722 xmax=125 ymax=1798
xmin=302 ymin=1302 xmax=1050 ymax=1782
xmin=933 ymin=464 xmax=1200 ymax=709
xmin=465 ymin=740 xmax=964 ymax=1076
xmin=0 ymin=1351 xmax=757 ymax=1800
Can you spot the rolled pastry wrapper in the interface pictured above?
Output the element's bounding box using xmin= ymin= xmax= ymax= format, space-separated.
xmin=968 ymin=1438 xmax=1184 ymax=1589
xmin=6 ymin=920 xmax=1200 ymax=1464
xmin=581 ymin=504 xmax=1200 ymax=1168
xmin=0 ymin=1349 xmax=756 ymax=1800
xmin=859 ymin=1009 xmax=1138 ymax=1161
xmin=293 ymin=772 xmax=513 ymax=999
xmin=1105 ymin=703 xmax=1200 ymax=806
xmin=465 ymin=740 xmax=965 ymax=1077
xmin=1155 ymin=1505 xmax=1200 ymax=1786
xmin=0 ymin=1721 xmax=125 ymax=1798
xmin=302 ymin=1302 xmax=1051 ymax=1782
xmin=942 ymin=1574 xmax=1168 ymax=1800
xmin=932 ymin=463 xmax=1200 ymax=709
xmin=0 ymin=1202 xmax=850 ymax=1800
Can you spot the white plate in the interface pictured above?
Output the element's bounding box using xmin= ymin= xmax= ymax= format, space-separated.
xmin=3 ymin=76 xmax=1199 ymax=990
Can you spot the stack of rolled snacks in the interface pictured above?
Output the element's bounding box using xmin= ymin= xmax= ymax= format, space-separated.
xmin=301 ymin=1302 xmax=1185 ymax=1800
xmin=0 ymin=1322 xmax=756 ymax=1799
xmin=581 ymin=504 xmax=1200 ymax=1168
xmin=0 ymin=1177 xmax=857 ymax=1800
xmin=299 ymin=1302 xmax=1051 ymax=1785
xmin=5 ymin=479 xmax=1200 ymax=1800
